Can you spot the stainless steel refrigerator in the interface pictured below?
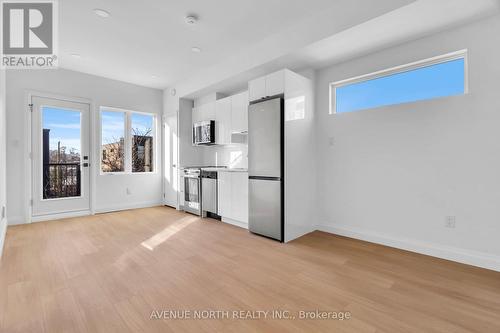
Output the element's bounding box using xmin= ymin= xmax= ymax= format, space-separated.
xmin=248 ymin=96 xmax=284 ymax=242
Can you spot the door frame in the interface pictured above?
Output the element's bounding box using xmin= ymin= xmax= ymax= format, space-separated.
xmin=25 ymin=90 xmax=95 ymax=223
xmin=162 ymin=108 xmax=180 ymax=209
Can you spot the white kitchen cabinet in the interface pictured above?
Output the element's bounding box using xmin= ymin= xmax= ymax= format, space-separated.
xmin=265 ymin=70 xmax=285 ymax=97
xmin=203 ymin=102 xmax=216 ymax=120
xmin=217 ymin=172 xmax=232 ymax=218
xmin=194 ymin=91 xmax=248 ymax=145
xmin=231 ymin=172 xmax=248 ymax=223
xmin=248 ymin=70 xmax=285 ymax=102
xmin=248 ymin=76 xmax=266 ymax=102
xmin=192 ymin=106 xmax=201 ymax=124
xmin=217 ymin=171 xmax=248 ymax=225
xmin=215 ymin=97 xmax=232 ymax=145
xmin=230 ymin=91 xmax=249 ymax=133
xmin=192 ymin=101 xmax=216 ymax=126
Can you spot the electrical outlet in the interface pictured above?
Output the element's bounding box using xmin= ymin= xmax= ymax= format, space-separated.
xmin=126 ymin=188 xmax=131 ymax=195
xmin=1 ymin=205 xmax=5 ymax=219
xmin=445 ymin=216 xmax=456 ymax=228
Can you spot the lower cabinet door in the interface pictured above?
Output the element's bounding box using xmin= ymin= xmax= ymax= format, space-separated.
xmin=231 ymin=172 xmax=248 ymax=223
xmin=217 ymin=172 xmax=231 ymax=217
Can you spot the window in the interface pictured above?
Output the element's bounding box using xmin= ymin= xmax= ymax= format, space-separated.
xmin=101 ymin=110 xmax=125 ymax=172
xmin=330 ymin=50 xmax=467 ymax=114
xmin=42 ymin=107 xmax=82 ymax=198
xmin=100 ymin=107 xmax=156 ymax=173
xmin=131 ymin=113 xmax=154 ymax=172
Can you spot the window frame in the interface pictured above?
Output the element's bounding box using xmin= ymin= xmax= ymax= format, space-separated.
xmin=99 ymin=106 xmax=157 ymax=175
xmin=329 ymin=49 xmax=468 ymax=115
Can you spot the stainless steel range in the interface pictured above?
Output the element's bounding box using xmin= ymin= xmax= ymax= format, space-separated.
xmin=181 ymin=166 xmax=226 ymax=216
xmin=182 ymin=167 xmax=202 ymax=215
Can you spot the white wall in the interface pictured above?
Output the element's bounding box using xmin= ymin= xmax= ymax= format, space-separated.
xmin=315 ymin=15 xmax=500 ymax=270
xmin=6 ymin=69 xmax=163 ymax=224
xmin=178 ymin=98 xmax=205 ymax=168
xmin=0 ymin=69 xmax=6 ymax=258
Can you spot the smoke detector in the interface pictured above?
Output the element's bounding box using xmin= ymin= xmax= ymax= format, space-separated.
xmin=185 ymin=15 xmax=198 ymax=25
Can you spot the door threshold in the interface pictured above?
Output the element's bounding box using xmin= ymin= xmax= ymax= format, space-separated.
xmin=31 ymin=210 xmax=92 ymax=223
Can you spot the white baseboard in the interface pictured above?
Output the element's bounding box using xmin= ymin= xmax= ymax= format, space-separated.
xmin=317 ymin=224 xmax=500 ymax=272
xmin=221 ymin=217 xmax=248 ymax=230
xmin=31 ymin=210 xmax=91 ymax=223
xmin=95 ymin=201 xmax=163 ymax=214
xmin=285 ymin=225 xmax=316 ymax=243
xmin=8 ymin=201 xmax=163 ymax=225
xmin=0 ymin=217 xmax=7 ymax=260
xmin=7 ymin=216 xmax=26 ymax=226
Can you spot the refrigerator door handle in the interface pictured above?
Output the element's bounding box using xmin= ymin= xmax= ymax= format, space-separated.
xmin=249 ymin=176 xmax=281 ymax=181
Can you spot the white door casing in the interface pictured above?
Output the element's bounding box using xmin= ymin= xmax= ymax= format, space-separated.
xmin=164 ymin=110 xmax=179 ymax=208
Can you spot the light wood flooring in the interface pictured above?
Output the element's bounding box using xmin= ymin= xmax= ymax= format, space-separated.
xmin=1 ymin=206 xmax=499 ymax=332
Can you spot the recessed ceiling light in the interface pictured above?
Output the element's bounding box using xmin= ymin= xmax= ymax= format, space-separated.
xmin=151 ymin=75 xmax=158 ymax=79
xmin=191 ymin=47 xmax=201 ymax=53
xmin=93 ymin=8 xmax=111 ymax=18
xmin=70 ymin=53 xmax=81 ymax=59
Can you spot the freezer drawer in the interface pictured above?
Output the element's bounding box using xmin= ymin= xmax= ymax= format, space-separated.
xmin=249 ymin=178 xmax=282 ymax=241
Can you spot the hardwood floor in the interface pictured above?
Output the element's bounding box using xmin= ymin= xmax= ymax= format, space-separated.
xmin=1 ymin=207 xmax=499 ymax=332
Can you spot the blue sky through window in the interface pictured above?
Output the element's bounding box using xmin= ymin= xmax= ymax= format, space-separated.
xmin=335 ymin=58 xmax=465 ymax=113
xmin=131 ymin=113 xmax=153 ymax=136
xmin=101 ymin=111 xmax=125 ymax=145
xmin=42 ymin=107 xmax=81 ymax=152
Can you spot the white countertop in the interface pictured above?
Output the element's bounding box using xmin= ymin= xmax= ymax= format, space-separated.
xmin=201 ymin=167 xmax=248 ymax=173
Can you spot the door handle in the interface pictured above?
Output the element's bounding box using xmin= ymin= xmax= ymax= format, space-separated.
xmin=172 ymin=164 xmax=177 ymax=168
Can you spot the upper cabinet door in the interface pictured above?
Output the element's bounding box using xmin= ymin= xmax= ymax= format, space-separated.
xmin=265 ymin=70 xmax=285 ymax=97
xmin=215 ymin=97 xmax=232 ymax=145
xmin=192 ymin=106 xmax=201 ymax=124
xmin=249 ymin=71 xmax=285 ymax=102
xmin=248 ymin=76 xmax=266 ymax=102
xmin=204 ymin=102 xmax=216 ymax=121
xmin=194 ymin=102 xmax=216 ymax=122
xmin=231 ymin=91 xmax=248 ymax=133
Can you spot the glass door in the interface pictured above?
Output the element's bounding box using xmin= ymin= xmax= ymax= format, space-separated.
xmin=31 ymin=96 xmax=91 ymax=217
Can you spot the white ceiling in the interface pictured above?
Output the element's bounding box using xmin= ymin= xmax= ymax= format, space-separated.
xmin=59 ymin=0 xmax=499 ymax=94
xmin=58 ymin=0 xmax=413 ymax=89
xmin=179 ymin=0 xmax=500 ymax=98
xmin=289 ymin=0 xmax=500 ymax=69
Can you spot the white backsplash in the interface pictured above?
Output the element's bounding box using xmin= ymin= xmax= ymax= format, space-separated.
xmin=203 ymin=145 xmax=248 ymax=169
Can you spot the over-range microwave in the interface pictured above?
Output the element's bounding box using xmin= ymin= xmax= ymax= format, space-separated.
xmin=193 ymin=120 xmax=216 ymax=145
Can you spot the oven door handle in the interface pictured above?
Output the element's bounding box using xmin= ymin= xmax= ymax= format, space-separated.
xmin=184 ymin=175 xmax=200 ymax=179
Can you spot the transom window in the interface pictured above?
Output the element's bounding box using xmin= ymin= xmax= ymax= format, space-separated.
xmin=330 ymin=50 xmax=467 ymax=114
xmin=100 ymin=107 xmax=156 ymax=174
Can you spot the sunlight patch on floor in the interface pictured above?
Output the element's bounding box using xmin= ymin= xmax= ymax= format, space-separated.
xmin=141 ymin=216 xmax=197 ymax=251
